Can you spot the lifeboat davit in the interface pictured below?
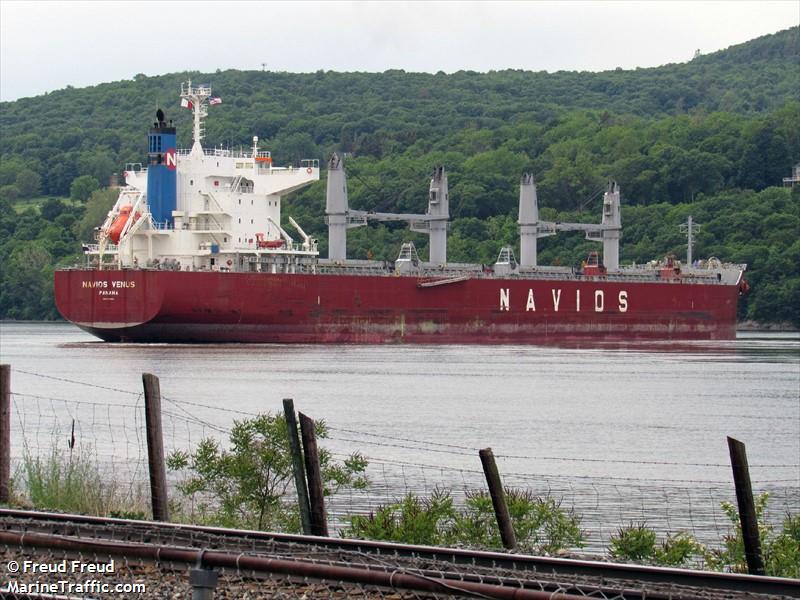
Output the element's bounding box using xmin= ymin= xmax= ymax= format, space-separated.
xmin=107 ymin=205 xmax=139 ymax=244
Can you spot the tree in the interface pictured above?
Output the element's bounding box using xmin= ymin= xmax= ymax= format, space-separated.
xmin=69 ymin=175 xmax=100 ymax=202
xmin=74 ymin=188 xmax=116 ymax=242
xmin=14 ymin=169 xmax=42 ymax=198
xmin=40 ymin=198 xmax=67 ymax=221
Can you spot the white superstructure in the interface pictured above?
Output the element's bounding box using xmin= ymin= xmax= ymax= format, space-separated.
xmin=93 ymin=82 xmax=319 ymax=272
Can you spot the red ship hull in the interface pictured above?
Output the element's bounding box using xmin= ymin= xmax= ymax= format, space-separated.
xmin=54 ymin=269 xmax=740 ymax=343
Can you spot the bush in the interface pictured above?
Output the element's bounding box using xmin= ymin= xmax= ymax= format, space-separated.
xmin=451 ymin=489 xmax=584 ymax=554
xmin=705 ymin=492 xmax=800 ymax=577
xmin=168 ymin=413 xmax=368 ymax=531
xmin=344 ymin=487 xmax=584 ymax=554
xmin=346 ymin=487 xmax=456 ymax=545
xmin=609 ymin=522 xmax=658 ymax=562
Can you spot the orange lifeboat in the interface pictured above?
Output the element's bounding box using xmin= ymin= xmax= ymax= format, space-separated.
xmin=107 ymin=205 xmax=139 ymax=244
xmin=255 ymin=232 xmax=285 ymax=249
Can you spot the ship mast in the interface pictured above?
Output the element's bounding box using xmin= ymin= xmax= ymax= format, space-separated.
xmin=180 ymin=81 xmax=212 ymax=157
xmin=679 ymin=216 xmax=701 ymax=266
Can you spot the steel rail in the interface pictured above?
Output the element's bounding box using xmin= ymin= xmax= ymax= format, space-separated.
xmin=0 ymin=530 xmax=586 ymax=600
xmin=1 ymin=508 xmax=797 ymax=598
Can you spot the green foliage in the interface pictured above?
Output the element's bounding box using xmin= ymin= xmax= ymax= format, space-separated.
xmin=608 ymin=495 xmax=799 ymax=576
xmin=610 ymin=524 xmax=705 ymax=567
xmin=657 ymin=532 xmax=707 ymax=567
xmin=74 ymin=187 xmax=116 ymax=242
xmin=610 ymin=522 xmax=659 ymax=562
xmin=40 ymin=197 xmax=67 ymax=221
xmin=18 ymin=445 xmax=144 ymax=516
xmin=344 ymin=488 xmax=584 ymax=554
xmin=167 ymin=413 xmax=368 ymax=531
xmin=451 ymin=489 xmax=584 ymax=554
xmin=70 ymin=175 xmax=100 ymax=202
xmin=767 ymin=514 xmax=800 ymax=578
xmin=0 ymin=28 xmax=798 ymax=324
xmin=14 ymin=168 xmax=41 ymax=198
xmin=346 ymin=488 xmax=456 ymax=545
xmin=705 ymin=492 xmax=800 ymax=577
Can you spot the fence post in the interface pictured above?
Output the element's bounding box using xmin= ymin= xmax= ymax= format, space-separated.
xmin=299 ymin=412 xmax=328 ymax=536
xmin=283 ymin=399 xmax=313 ymax=535
xmin=727 ymin=436 xmax=765 ymax=575
xmin=0 ymin=365 xmax=10 ymax=504
xmin=479 ymin=447 xmax=517 ymax=550
xmin=142 ymin=373 xmax=169 ymax=522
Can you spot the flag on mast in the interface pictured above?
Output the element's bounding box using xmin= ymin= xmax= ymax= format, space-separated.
xmin=209 ymin=97 xmax=223 ymax=105
xmin=180 ymin=98 xmax=193 ymax=109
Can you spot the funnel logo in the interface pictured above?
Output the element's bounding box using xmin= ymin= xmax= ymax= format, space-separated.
xmin=165 ymin=148 xmax=177 ymax=170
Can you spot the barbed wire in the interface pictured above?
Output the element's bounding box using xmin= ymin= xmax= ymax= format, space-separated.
xmin=326 ymin=430 xmax=799 ymax=469
xmin=11 ymin=368 xmax=141 ymax=396
xmin=5 ymin=367 xmax=798 ymax=556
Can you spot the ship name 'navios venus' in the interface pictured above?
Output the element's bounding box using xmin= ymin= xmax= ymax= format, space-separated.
xmin=55 ymin=83 xmax=748 ymax=343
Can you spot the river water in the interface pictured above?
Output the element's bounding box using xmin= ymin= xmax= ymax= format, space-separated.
xmin=1 ymin=321 xmax=798 ymax=551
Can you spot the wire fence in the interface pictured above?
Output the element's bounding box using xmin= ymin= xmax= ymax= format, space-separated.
xmin=5 ymin=367 xmax=799 ymax=558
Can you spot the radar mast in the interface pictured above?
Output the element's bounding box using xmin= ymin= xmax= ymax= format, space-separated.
xmin=180 ymin=81 xmax=212 ymax=157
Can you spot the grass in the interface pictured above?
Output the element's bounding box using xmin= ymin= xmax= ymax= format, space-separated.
xmin=12 ymin=195 xmax=75 ymax=214
xmin=15 ymin=445 xmax=147 ymax=517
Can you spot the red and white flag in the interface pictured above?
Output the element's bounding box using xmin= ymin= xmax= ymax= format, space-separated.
xmin=180 ymin=98 xmax=193 ymax=109
xmin=209 ymin=97 xmax=222 ymax=105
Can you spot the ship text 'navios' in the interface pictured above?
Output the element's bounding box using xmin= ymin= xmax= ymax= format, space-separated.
xmin=54 ymin=83 xmax=748 ymax=343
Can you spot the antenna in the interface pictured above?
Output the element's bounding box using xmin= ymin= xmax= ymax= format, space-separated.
xmin=679 ymin=216 xmax=701 ymax=266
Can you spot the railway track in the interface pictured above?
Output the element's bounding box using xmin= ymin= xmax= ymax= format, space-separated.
xmin=0 ymin=508 xmax=797 ymax=599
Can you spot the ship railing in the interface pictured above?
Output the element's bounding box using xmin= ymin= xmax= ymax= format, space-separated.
xmin=83 ymin=243 xmax=119 ymax=254
xmin=300 ymin=159 xmax=320 ymax=169
xmin=186 ymin=222 xmax=227 ymax=232
xmin=175 ymin=147 xmax=260 ymax=159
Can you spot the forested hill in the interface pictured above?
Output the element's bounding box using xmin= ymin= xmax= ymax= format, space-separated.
xmin=1 ymin=27 xmax=798 ymax=198
xmin=0 ymin=27 xmax=798 ymax=325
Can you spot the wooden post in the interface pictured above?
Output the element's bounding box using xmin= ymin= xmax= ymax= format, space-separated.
xmin=0 ymin=365 xmax=10 ymax=504
xmin=727 ymin=436 xmax=765 ymax=575
xmin=299 ymin=412 xmax=328 ymax=536
xmin=479 ymin=447 xmax=517 ymax=550
xmin=283 ymin=399 xmax=312 ymax=535
xmin=142 ymin=373 xmax=169 ymax=522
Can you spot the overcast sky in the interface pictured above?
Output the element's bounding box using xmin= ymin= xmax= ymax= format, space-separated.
xmin=1 ymin=1 xmax=797 ymax=102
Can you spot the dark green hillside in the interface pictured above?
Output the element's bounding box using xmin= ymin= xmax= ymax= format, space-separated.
xmin=0 ymin=27 xmax=798 ymax=325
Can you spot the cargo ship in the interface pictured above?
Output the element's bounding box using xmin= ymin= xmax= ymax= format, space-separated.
xmin=54 ymin=83 xmax=747 ymax=343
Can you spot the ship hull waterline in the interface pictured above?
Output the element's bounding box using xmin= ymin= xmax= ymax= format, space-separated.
xmin=55 ymin=270 xmax=739 ymax=344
